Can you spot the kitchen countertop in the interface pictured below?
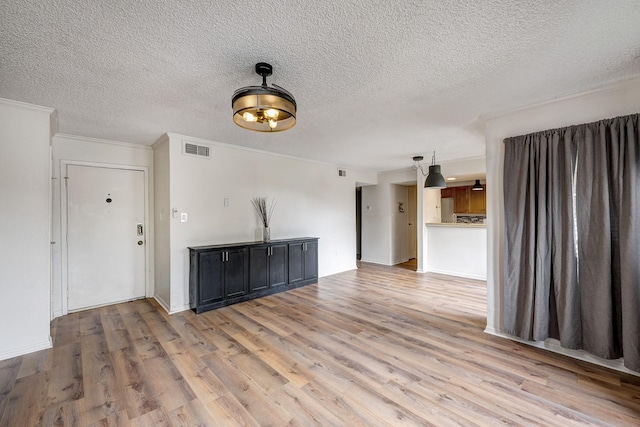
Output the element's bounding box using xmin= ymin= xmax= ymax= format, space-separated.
xmin=426 ymin=222 xmax=486 ymax=227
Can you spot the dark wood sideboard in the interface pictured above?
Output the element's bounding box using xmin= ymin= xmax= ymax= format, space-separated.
xmin=189 ymin=237 xmax=319 ymax=313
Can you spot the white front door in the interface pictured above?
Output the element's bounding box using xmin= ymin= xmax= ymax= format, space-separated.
xmin=66 ymin=165 xmax=146 ymax=311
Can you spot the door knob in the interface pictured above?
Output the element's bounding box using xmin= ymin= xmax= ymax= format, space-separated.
xmin=138 ymin=240 xmax=143 ymax=245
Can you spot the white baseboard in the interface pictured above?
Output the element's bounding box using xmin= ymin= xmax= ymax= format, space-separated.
xmin=153 ymin=295 xmax=171 ymax=314
xmin=0 ymin=337 xmax=52 ymax=361
xmin=359 ymin=258 xmax=392 ymax=266
xmin=484 ymin=329 xmax=640 ymax=378
xmin=153 ymin=296 xmax=190 ymax=315
xmin=427 ymin=268 xmax=486 ymax=281
xmin=483 ymin=325 xmax=499 ymax=335
xmin=169 ymin=304 xmax=190 ymax=314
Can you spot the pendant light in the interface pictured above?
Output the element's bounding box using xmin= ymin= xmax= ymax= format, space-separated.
xmin=410 ymin=152 xmax=447 ymax=188
xmin=472 ymin=179 xmax=484 ymax=191
xmin=232 ymin=63 xmax=296 ymax=132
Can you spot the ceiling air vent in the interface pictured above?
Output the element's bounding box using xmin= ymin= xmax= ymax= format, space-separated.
xmin=338 ymin=169 xmax=347 ymax=177
xmin=183 ymin=141 xmax=211 ymax=159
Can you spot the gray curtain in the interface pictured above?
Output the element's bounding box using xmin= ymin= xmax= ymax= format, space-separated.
xmin=504 ymin=114 xmax=640 ymax=372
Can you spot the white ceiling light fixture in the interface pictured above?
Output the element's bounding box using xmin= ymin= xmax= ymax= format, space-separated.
xmin=411 ymin=152 xmax=447 ymax=188
xmin=232 ymin=63 xmax=297 ymax=132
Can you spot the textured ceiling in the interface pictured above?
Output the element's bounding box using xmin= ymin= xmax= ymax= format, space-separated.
xmin=2 ymin=1 xmax=640 ymax=172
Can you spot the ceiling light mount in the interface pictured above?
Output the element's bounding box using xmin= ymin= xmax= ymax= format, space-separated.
xmin=411 ymin=151 xmax=446 ymax=188
xmin=255 ymin=62 xmax=272 ymax=85
xmin=232 ymin=62 xmax=297 ymax=132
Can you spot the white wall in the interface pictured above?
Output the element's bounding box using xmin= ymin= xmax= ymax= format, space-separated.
xmin=51 ymin=134 xmax=154 ymax=317
xmin=0 ymin=99 xmax=54 ymax=360
xmin=352 ymin=169 xmax=378 ymax=186
xmin=390 ymin=185 xmax=409 ymax=264
xmin=422 ymin=188 xmax=441 ymax=223
xmin=484 ymin=78 xmax=640 ymax=344
xmin=361 ymin=184 xmax=391 ymax=265
xmin=420 ymin=187 xmax=441 ymax=274
xmin=407 ymin=186 xmax=417 ymax=259
xmin=426 ymin=225 xmax=487 ymax=280
xmin=152 ymin=136 xmax=171 ymax=311
xmin=440 ymin=156 xmax=486 ymax=178
xmin=361 ymin=168 xmax=416 ymax=266
xmin=160 ymin=134 xmax=357 ymax=313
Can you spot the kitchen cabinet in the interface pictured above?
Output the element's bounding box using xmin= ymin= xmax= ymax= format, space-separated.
xmin=189 ymin=237 xmax=318 ymax=313
xmin=454 ymin=186 xmax=470 ymax=213
xmin=469 ymin=185 xmax=486 ymax=213
xmin=446 ymin=184 xmax=486 ymax=214
xmin=441 ymin=187 xmax=454 ymax=198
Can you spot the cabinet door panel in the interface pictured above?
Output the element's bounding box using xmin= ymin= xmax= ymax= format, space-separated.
xmin=441 ymin=187 xmax=454 ymax=198
xmin=469 ymin=186 xmax=486 ymax=213
xmin=225 ymin=249 xmax=247 ymax=298
xmin=199 ymin=251 xmax=224 ymax=304
xmin=249 ymin=246 xmax=269 ymax=292
xmin=269 ymin=244 xmax=288 ymax=287
xmin=288 ymin=243 xmax=304 ymax=283
xmin=304 ymin=241 xmax=318 ymax=280
xmin=454 ymin=186 xmax=470 ymax=213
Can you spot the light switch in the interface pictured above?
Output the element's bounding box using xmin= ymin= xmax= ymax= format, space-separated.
xmin=224 ymin=198 xmax=230 ymax=207
xmin=180 ymin=212 xmax=188 ymax=222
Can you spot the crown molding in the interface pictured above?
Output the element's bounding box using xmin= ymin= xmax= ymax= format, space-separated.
xmin=164 ymin=133 xmax=340 ymax=168
xmin=0 ymin=97 xmax=55 ymax=114
xmin=480 ymin=77 xmax=640 ymax=122
xmin=53 ymin=133 xmax=152 ymax=150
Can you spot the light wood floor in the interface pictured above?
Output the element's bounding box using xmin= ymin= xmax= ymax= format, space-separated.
xmin=1 ymin=263 xmax=639 ymax=426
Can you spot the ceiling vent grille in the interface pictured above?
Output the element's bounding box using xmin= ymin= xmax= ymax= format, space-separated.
xmin=183 ymin=141 xmax=211 ymax=159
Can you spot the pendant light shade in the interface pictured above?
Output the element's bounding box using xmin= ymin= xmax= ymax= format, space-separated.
xmin=425 ymin=164 xmax=446 ymax=188
xmin=410 ymin=152 xmax=447 ymax=188
xmin=232 ymin=63 xmax=297 ymax=132
xmin=472 ymin=179 xmax=484 ymax=190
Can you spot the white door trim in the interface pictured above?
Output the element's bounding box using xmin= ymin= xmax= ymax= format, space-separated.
xmin=60 ymin=160 xmax=150 ymax=315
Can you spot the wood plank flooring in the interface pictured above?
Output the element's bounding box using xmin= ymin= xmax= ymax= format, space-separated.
xmin=1 ymin=262 xmax=639 ymax=426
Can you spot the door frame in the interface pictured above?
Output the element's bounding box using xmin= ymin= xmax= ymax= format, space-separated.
xmin=60 ymin=160 xmax=150 ymax=315
xmin=407 ymin=185 xmax=417 ymax=260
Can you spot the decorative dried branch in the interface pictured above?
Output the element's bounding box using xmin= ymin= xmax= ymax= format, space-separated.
xmin=252 ymin=197 xmax=276 ymax=227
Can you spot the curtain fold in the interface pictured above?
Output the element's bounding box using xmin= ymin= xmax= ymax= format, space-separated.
xmin=503 ymin=113 xmax=639 ymax=372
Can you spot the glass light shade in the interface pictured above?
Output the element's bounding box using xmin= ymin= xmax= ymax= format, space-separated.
xmin=242 ymin=112 xmax=257 ymax=122
xmin=264 ymin=109 xmax=279 ymax=119
xmin=424 ymin=165 xmax=446 ymax=188
xmin=232 ymin=88 xmax=296 ymax=132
